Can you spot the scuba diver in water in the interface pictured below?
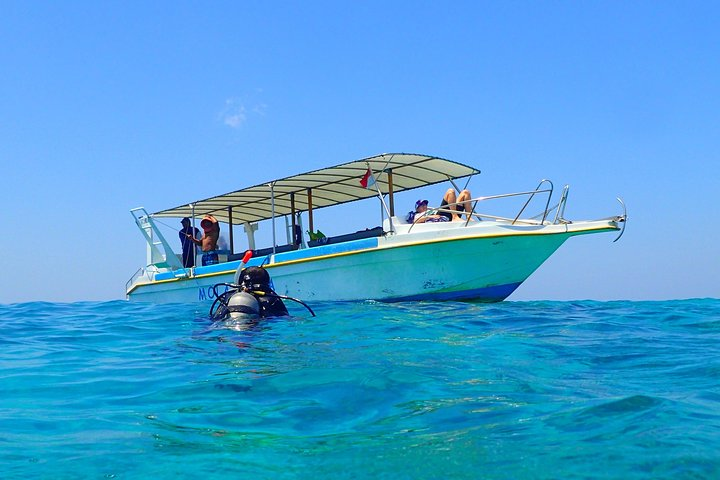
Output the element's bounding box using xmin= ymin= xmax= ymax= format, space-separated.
xmin=236 ymin=266 xmax=289 ymax=317
xmin=209 ymin=266 xmax=314 ymax=321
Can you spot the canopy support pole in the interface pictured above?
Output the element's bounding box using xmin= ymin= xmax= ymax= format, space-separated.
xmin=307 ymin=188 xmax=314 ymax=234
xmin=227 ymin=206 xmax=234 ymax=254
xmin=387 ymin=169 xmax=395 ymax=216
xmin=290 ymin=192 xmax=298 ymax=248
xmin=270 ymin=183 xmax=276 ymax=254
xmin=190 ymin=203 xmax=196 ymax=275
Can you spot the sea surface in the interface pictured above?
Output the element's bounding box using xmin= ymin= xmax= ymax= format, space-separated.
xmin=1 ymin=298 xmax=719 ymax=479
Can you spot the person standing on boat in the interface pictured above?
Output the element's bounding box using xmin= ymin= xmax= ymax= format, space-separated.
xmin=186 ymin=214 xmax=220 ymax=266
xmin=179 ymin=217 xmax=200 ymax=268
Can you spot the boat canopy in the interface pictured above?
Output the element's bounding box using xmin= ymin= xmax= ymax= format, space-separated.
xmin=152 ymin=153 xmax=480 ymax=224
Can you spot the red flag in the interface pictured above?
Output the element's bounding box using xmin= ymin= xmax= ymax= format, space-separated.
xmin=359 ymin=168 xmax=376 ymax=188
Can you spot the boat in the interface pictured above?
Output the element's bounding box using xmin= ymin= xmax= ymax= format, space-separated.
xmin=126 ymin=153 xmax=626 ymax=304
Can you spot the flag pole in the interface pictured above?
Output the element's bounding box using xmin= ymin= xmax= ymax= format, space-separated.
xmin=365 ymin=162 xmax=395 ymax=233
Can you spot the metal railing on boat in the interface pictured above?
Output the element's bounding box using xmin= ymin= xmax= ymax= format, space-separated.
xmin=407 ymin=180 xmax=565 ymax=233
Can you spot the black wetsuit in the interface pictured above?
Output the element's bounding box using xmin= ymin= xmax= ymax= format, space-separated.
xmin=256 ymin=294 xmax=289 ymax=317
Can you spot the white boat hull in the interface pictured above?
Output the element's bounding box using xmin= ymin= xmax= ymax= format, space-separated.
xmin=127 ymin=219 xmax=619 ymax=304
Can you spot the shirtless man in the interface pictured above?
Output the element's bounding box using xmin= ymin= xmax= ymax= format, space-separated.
xmin=187 ymin=214 xmax=220 ymax=265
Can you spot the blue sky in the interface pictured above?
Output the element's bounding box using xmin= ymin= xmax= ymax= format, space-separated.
xmin=2 ymin=1 xmax=718 ymax=303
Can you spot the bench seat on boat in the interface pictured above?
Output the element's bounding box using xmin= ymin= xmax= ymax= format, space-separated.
xmin=228 ymin=243 xmax=297 ymax=262
xmin=308 ymin=226 xmax=384 ymax=247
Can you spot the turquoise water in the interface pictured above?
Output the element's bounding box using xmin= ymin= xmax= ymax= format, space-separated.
xmin=2 ymin=299 xmax=719 ymax=479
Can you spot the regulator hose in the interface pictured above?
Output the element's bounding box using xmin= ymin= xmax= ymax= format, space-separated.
xmin=209 ymin=283 xmax=239 ymax=318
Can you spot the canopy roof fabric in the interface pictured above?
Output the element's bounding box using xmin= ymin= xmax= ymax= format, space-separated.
xmin=152 ymin=153 xmax=480 ymax=224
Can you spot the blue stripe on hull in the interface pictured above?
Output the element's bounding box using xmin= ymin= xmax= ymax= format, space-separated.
xmin=153 ymin=237 xmax=381 ymax=281
xmin=387 ymin=282 xmax=523 ymax=303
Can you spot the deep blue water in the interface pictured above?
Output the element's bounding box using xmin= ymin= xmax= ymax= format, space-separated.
xmin=1 ymin=299 xmax=719 ymax=479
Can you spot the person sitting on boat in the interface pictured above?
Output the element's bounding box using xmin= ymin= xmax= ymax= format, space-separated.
xmin=438 ymin=188 xmax=474 ymax=221
xmin=406 ymin=199 xmax=448 ymax=223
xmin=187 ymin=214 xmax=220 ymax=265
xmin=407 ymin=189 xmax=474 ymax=223
xmin=179 ymin=217 xmax=200 ymax=268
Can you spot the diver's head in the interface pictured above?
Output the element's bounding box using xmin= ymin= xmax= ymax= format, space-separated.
xmin=240 ymin=266 xmax=272 ymax=291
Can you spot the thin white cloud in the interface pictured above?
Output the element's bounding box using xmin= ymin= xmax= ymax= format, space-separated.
xmin=252 ymin=103 xmax=268 ymax=116
xmin=221 ymin=94 xmax=266 ymax=129
xmin=221 ymin=98 xmax=247 ymax=129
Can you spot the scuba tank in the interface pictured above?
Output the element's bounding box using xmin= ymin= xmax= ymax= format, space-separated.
xmin=225 ymin=290 xmax=261 ymax=319
xmin=210 ymin=289 xmax=260 ymax=321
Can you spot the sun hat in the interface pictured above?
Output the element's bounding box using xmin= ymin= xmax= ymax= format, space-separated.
xmin=415 ymin=199 xmax=429 ymax=209
xmin=200 ymin=218 xmax=214 ymax=231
